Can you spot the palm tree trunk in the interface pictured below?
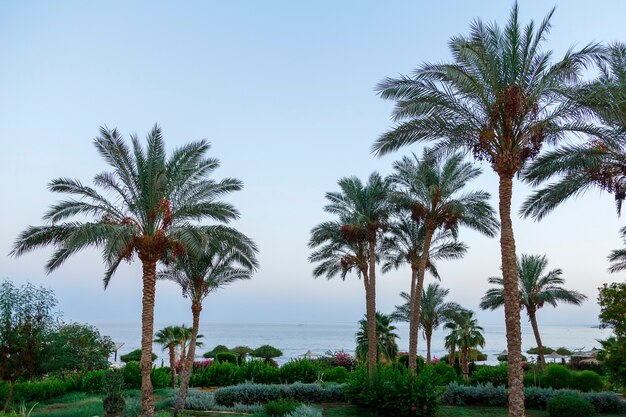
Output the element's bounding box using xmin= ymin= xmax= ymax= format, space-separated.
xmin=425 ymin=328 xmax=433 ymax=364
xmin=527 ymin=308 xmax=545 ymax=369
xmin=175 ymin=301 xmax=202 ymax=416
xmin=498 ymin=174 xmax=525 ymax=417
xmin=462 ymin=345 xmax=469 ymax=381
xmin=2 ymin=380 xmax=14 ymax=412
xmin=409 ymin=225 xmax=434 ymax=372
xmin=365 ymin=239 xmax=378 ymax=375
xmin=140 ymin=259 xmax=157 ymax=417
xmin=449 ymin=344 xmax=455 ymax=366
xmin=168 ymin=346 xmax=177 ymax=388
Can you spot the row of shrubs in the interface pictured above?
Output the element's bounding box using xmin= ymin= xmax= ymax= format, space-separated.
xmin=441 ymin=382 xmax=626 ymax=414
xmin=189 ymin=358 xmax=351 ymax=387
xmin=213 ymin=381 xmax=344 ymax=406
xmin=470 ymin=363 xmax=604 ymax=392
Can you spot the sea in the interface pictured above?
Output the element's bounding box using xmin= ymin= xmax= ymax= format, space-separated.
xmin=96 ymin=321 xmax=612 ymax=366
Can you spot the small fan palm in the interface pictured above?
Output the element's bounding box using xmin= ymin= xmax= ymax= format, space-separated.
xmin=309 ymin=173 xmax=391 ymax=374
xmin=480 ymin=254 xmax=586 ymax=367
xmin=154 ymin=326 xmax=180 ymax=388
xmin=373 ymin=5 xmax=600 ymax=413
xmin=11 ymin=125 xmax=242 ymax=417
xmin=387 ymin=149 xmax=497 ymax=371
xmin=355 ymin=312 xmax=399 ymax=363
xmin=159 ymin=232 xmax=258 ymax=415
xmin=391 ymin=283 xmax=462 ymax=363
xmin=444 ymin=310 xmax=485 ymax=381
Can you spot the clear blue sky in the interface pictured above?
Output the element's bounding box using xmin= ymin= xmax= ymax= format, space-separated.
xmin=1 ymin=1 xmax=625 ymax=327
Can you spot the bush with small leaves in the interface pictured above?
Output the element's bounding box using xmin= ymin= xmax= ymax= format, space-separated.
xmin=120 ymin=349 xmax=157 ymax=363
xmin=547 ymin=394 xmax=595 ymax=417
xmin=322 ymin=366 xmax=349 ymax=383
xmin=150 ymin=367 xmax=171 ymax=389
xmin=440 ymin=382 xmax=508 ymax=407
xmin=428 ymin=362 xmax=457 ymax=386
xmin=264 ymin=398 xmax=301 ymax=417
xmin=252 ymin=345 xmax=283 ymax=363
xmin=213 ymin=382 xmax=343 ymax=407
xmin=280 ymin=359 xmax=324 ymax=383
xmin=215 ymin=352 xmax=239 ymax=365
xmin=585 ymin=391 xmax=626 ymax=414
xmin=102 ymin=369 xmax=125 ymax=417
xmin=570 ymin=370 xmax=603 ymax=392
xmin=542 ymin=365 xmax=572 ymax=390
xmin=203 ymin=345 xmax=232 ymax=359
xmin=285 ymin=405 xmax=323 ymax=417
xmin=240 ymin=360 xmax=281 ymax=384
xmin=470 ymin=364 xmax=508 ymax=387
xmin=82 ymin=370 xmax=106 ymax=393
xmin=122 ymin=362 xmax=142 ymax=389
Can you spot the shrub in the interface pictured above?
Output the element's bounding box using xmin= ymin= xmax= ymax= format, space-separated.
xmin=585 ymin=391 xmax=626 ymax=414
xmin=570 ymin=370 xmax=603 ymax=392
xmin=527 ymin=346 xmax=555 ymax=355
xmin=344 ymin=365 xmax=438 ymax=417
xmin=428 ymin=362 xmax=457 ymax=386
xmin=280 ymin=359 xmax=323 ymax=383
xmin=213 ymin=382 xmax=343 ymax=407
xmin=546 ymin=394 xmax=595 ymax=417
xmin=231 ymin=346 xmax=253 ymax=363
xmin=216 ymin=352 xmax=239 ymax=365
xmin=252 ymin=345 xmax=283 ymax=362
xmin=122 ymin=362 xmax=142 ymax=389
xmin=264 ymin=398 xmax=301 ymax=417
xmin=102 ymin=369 xmax=125 ymax=417
xmin=497 ymin=353 xmax=527 ymax=362
xmin=12 ymin=378 xmax=68 ymax=402
xmin=150 ymin=367 xmax=171 ymax=389
xmin=542 ymin=365 xmax=572 ymax=390
xmin=470 ymin=364 xmax=508 ymax=387
xmin=176 ymin=390 xmax=263 ymax=413
xmin=397 ymin=354 xmax=424 ymax=370
xmin=323 ymin=366 xmax=349 ymax=383
xmin=189 ymin=361 xmax=242 ymax=387
xmin=288 ymin=382 xmax=343 ymax=403
xmin=285 ymin=405 xmax=323 ymax=417
xmin=120 ymin=349 xmax=157 ymax=363
xmin=204 ymin=345 xmax=232 ymax=359
xmin=440 ymin=382 xmax=508 ymax=407
xmin=240 ymin=360 xmax=281 ymax=384
xmin=555 ymin=347 xmax=573 ymax=356
xmin=323 ymin=351 xmax=356 ymax=371
xmin=81 ymin=370 xmax=106 ymax=393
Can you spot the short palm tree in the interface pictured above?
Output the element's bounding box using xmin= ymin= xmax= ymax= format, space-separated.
xmin=522 ymin=43 xmax=626 ymax=219
xmin=387 ymin=150 xmax=498 ymax=371
xmin=11 ymin=125 xmax=242 ymax=417
xmin=154 ymin=326 xmax=181 ymax=388
xmin=480 ymin=254 xmax=587 ymax=367
xmin=159 ymin=232 xmax=258 ymax=415
xmin=372 ymin=5 xmax=600 ymax=414
xmin=444 ymin=310 xmax=485 ymax=381
xmin=391 ymin=283 xmax=463 ymax=363
xmin=309 ymin=173 xmax=390 ymax=374
xmin=356 ymin=312 xmax=399 ymax=363
xmin=175 ymin=324 xmax=205 ymax=371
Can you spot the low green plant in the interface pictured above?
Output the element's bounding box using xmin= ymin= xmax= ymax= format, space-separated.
xmin=240 ymin=360 xmax=281 ymax=384
xmin=284 ymin=405 xmax=323 ymax=417
xmin=527 ymin=346 xmax=555 ymax=355
xmin=81 ymin=370 xmax=106 ymax=393
xmin=150 ymin=368 xmax=170 ymax=389
xmin=280 ymin=359 xmax=324 ymax=383
xmin=203 ymin=345 xmax=231 ymax=359
xmin=428 ymin=362 xmax=457 ymax=386
xmin=251 ymin=345 xmax=283 ymax=364
xmin=570 ymin=370 xmax=603 ymax=392
xmin=542 ymin=364 xmax=572 ymax=390
xmin=102 ymin=369 xmax=125 ymax=417
xmin=322 ymin=366 xmax=349 ymax=383
xmin=470 ymin=364 xmax=508 ymax=387
xmin=122 ymin=362 xmax=142 ymax=390
xmin=215 ymin=352 xmax=238 ymax=365
xmin=440 ymin=382 xmax=508 ymax=407
xmin=264 ymin=398 xmax=301 ymax=417
xmin=213 ymin=382 xmax=343 ymax=407
xmin=546 ymin=394 xmax=595 ymax=417
xmin=119 ymin=349 xmax=157 ymax=363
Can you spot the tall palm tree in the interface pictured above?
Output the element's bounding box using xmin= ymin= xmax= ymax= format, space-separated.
xmin=444 ymin=310 xmax=485 ymax=381
xmin=372 ymin=6 xmax=600 ymax=415
xmin=355 ymin=312 xmax=399 ymax=363
xmin=11 ymin=125 xmax=242 ymax=417
xmin=608 ymin=227 xmax=626 ymax=273
xmin=522 ymin=43 xmax=626 ymax=219
xmin=387 ymin=150 xmax=498 ymax=371
xmin=159 ymin=232 xmax=258 ymax=416
xmin=309 ymin=173 xmax=390 ymax=374
xmin=391 ymin=283 xmax=463 ymax=363
xmin=480 ymin=254 xmax=587 ymax=367
xmin=154 ymin=326 xmax=181 ymax=388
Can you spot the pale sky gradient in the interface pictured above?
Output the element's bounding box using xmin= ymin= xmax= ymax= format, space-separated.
xmin=1 ymin=1 xmax=625 ymax=328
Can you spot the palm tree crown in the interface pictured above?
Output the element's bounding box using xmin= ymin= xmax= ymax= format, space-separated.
xmin=355 ymin=312 xmax=399 ymax=362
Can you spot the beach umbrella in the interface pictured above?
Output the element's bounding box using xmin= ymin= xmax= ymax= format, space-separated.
xmin=299 ymin=350 xmax=322 ymax=358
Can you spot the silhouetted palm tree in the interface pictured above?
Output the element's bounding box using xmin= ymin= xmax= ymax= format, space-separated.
xmin=154 ymin=326 xmax=180 ymax=388
xmin=444 ymin=310 xmax=485 ymax=381
xmin=480 ymin=254 xmax=586 ymax=367
xmin=356 ymin=312 xmax=399 ymax=363
xmin=11 ymin=125 xmax=242 ymax=417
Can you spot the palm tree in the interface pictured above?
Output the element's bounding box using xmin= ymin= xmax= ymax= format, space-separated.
xmin=11 ymin=125 xmax=242 ymax=417
xmin=387 ymin=150 xmax=498 ymax=371
xmin=154 ymin=326 xmax=181 ymax=388
xmin=309 ymin=173 xmax=390 ymax=374
xmin=480 ymin=254 xmax=587 ymax=368
xmin=522 ymin=43 xmax=626 ymax=219
xmin=391 ymin=283 xmax=463 ymax=363
xmin=372 ymin=6 xmax=600 ymax=415
xmin=159 ymin=232 xmax=258 ymax=416
xmin=608 ymin=227 xmax=626 ymax=273
xmin=444 ymin=310 xmax=485 ymax=381
xmin=175 ymin=324 xmax=205 ymax=373
xmin=355 ymin=312 xmax=399 ymax=363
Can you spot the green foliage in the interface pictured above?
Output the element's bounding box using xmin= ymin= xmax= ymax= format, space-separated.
xmin=542 ymin=365 xmax=572 ymax=390
xmin=427 ymin=362 xmax=457 ymax=386
xmin=172 ymin=390 xmax=263 ymax=413
xmin=344 ymin=365 xmax=438 ymax=417
xmin=355 ymin=312 xmax=399 ymax=363
xmin=527 ymin=346 xmax=555 ymax=354
xmin=322 ymin=366 xmax=349 ymax=383
xmin=81 ymin=370 xmax=106 ymax=393
xmin=150 ymin=367 xmax=171 ymax=389
xmin=263 ymin=398 xmax=301 ymax=417
xmin=251 ymin=345 xmax=283 ymax=360
xmin=231 ymin=346 xmax=253 ymax=363
xmin=122 ymin=362 xmax=142 ymax=389
xmin=215 ymin=352 xmax=238 ymax=365
xmin=547 ymin=394 xmax=595 ymax=417
xmin=203 ymin=345 xmax=232 ymax=358
xmin=397 ymin=354 xmax=424 ymax=370
xmin=570 ymin=370 xmax=603 ymax=392
xmin=599 ymin=336 xmax=626 ymax=389
xmin=11 ymin=378 xmax=68 ymax=402
xmin=284 ymin=405 xmax=323 ymax=417
xmin=280 ymin=359 xmax=323 ymax=384
xmin=470 ymin=364 xmax=508 ymax=387
xmin=240 ymin=360 xmax=281 ymax=384
xmin=586 ymin=391 xmax=626 ymax=414
xmin=213 ymin=382 xmax=343 ymax=407
xmin=44 ymin=323 xmax=114 ymax=374
xmin=120 ymin=349 xmax=157 ymax=363
xmin=496 ymin=353 xmax=526 ymax=362
xmin=598 ymin=282 xmax=626 ymax=337
xmin=440 ymin=382 xmax=508 ymax=407
xmin=102 ymin=369 xmax=125 ymax=416
xmin=556 ymin=347 xmax=573 ymax=356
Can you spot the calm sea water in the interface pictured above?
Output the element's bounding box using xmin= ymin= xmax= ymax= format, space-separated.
xmin=96 ymin=321 xmax=612 ymax=366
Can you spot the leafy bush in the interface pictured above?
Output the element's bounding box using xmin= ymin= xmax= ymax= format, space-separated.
xmin=428 ymin=362 xmax=457 ymax=386
xmin=252 ymin=345 xmax=283 ymax=361
xmin=344 ymin=365 xmax=438 ymax=417
xmin=285 ymin=405 xmax=323 ymax=417
xmin=102 ymin=369 xmax=125 ymax=417
xmin=215 ymin=352 xmax=239 ymax=365
xmin=150 ymin=367 xmax=171 ymax=389
xmin=397 ymin=354 xmax=424 ymax=370
xmin=175 ymin=390 xmax=263 ymax=413
xmin=45 ymin=322 xmax=114 ymax=374
xmin=122 ymin=362 xmax=142 ymax=389
xmin=240 ymin=360 xmax=281 ymax=384
xmin=321 ymin=351 xmax=356 ymax=371
xmin=470 ymin=364 xmax=508 ymax=387
xmin=280 ymin=359 xmax=323 ymax=383
xmin=570 ymin=370 xmax=603 ymax=392
xmin=288 ymin=382 xmax=343 ymax=403
xmin=440 ymin=382 xmax=507 ymax=407
xmin=120 ymin=349 xmax=157 ymax=363
xmin=585 ymin=391 xmax=626 ymax=414
xmin=12 ymin=378 xmax=68 ymax=402
xmin=542 ymin=365 xmax=572 ymax=390
xmin=203 ymin=344 xmax=232 ymax=359
xmin=547 ymin=394 xmax=595 ymax=417
xmin=527 ymin=346 xmax=555 ymax=354
xmin=323 ymin=366 xmax=349 ymax=383
xmin=213 ymin=382 xmax=343 ymax=407
xmin=264 ymin=398 xmax=301 ymax=417
xmin=82 ymin=370 xmax=106 ymax=393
